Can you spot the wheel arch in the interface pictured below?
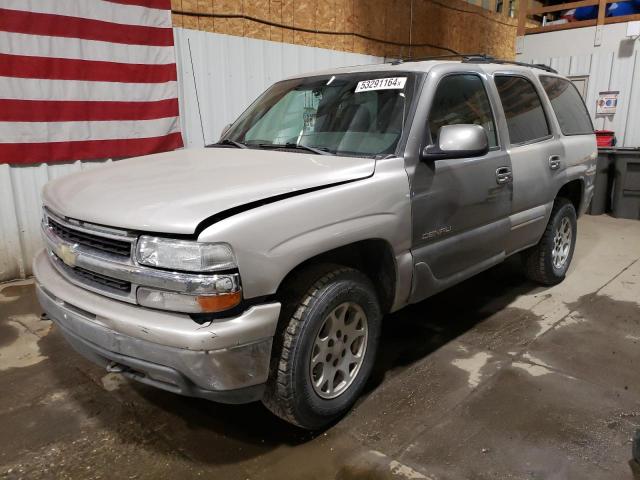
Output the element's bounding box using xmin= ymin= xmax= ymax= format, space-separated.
xmin=276 ymin=238 xmax=397 ymax=314
xmin=556 ymin=178 xmax=584 ymax=213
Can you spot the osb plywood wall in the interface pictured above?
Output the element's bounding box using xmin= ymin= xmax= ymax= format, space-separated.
xmin=170 ymin=0 xmax=518 ymax=60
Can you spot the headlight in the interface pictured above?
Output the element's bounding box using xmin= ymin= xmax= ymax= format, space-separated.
xmin=136 ymin=236 xmax=236 ymax=272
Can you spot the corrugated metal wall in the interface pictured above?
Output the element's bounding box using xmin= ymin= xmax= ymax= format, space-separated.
xmin=174 ymin=28 xmax=381 ymax=148
xmin=0 ymin=28 xmax=382 ymax=282
xmin=520 ymin=50 xmax=640 ymax=147
xmin=0 ymin=160 xmax=112 ymax=281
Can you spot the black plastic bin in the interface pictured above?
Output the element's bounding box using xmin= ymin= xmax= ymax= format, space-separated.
xmin=611 ymin=148 xmax=640 ymax=220
xmin=588 ymin=150 xmax=615 ymax=215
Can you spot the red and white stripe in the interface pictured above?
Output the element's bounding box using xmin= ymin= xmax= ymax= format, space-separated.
xmin=0 ymin=0 xmax=183 ymax=165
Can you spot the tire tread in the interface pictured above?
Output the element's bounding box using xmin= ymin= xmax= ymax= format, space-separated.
xmin=522 ymin=197 xmax=575 ymax=285
xmin=262 ymin=265 xmax=355 ymax=427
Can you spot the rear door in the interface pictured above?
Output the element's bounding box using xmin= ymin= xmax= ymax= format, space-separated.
xmin=539 ymin=75 xmax=597 ymax=216
xmin=492 ymin=73 xmax=564 ymax=253
xmin=409 ymin=69 xmax=513 ymax=298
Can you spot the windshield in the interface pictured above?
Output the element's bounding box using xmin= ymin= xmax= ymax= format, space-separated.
xmin=221 ymin=72 xmax=419 ymax=158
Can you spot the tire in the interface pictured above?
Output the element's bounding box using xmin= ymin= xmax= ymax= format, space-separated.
xmin=262 ymin=264 xmax=382 ymax=430
xmin=522 ymin=198 xmax=577 ymax=286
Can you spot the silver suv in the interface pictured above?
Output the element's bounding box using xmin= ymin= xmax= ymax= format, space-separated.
xmin=35 ymin=57 xmax=596 ymax=429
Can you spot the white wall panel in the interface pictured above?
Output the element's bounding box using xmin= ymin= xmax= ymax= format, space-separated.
xmin=623 ymin=53 xmax=640 ymax=147
xmin=0 ymin=160 xmax=112 ymax=282
xmin=0 ymin=29 xmax=382 ymax=281
xmin=173 ymin=28 xmax=381 ymax=148
xmin=527 ymin=49 xmax=640 ymax=143
xmin=520 ymin=23 xmax=640 ymax=149
xmin=569 ymin=54 xmax=592 ymax=77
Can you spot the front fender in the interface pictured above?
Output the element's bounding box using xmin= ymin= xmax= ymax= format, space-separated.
xmin=197 ymin=157 xmax=412 ymax=300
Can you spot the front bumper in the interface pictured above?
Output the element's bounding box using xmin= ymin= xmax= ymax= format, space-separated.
xmin=34 ymin=250 xmax=281 ymax=404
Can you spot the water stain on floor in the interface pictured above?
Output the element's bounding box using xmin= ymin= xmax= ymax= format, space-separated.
xmin=451 ymin=350 xmax=493 ymax=388
xmin=0 ymin=314 xmax=52 ymax=371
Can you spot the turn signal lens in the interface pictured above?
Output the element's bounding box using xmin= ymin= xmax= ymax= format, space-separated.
xmin=137 ymin=288 xmax=242 ymax=313
xmin=197 ymin=291 xmax=242 ymax=312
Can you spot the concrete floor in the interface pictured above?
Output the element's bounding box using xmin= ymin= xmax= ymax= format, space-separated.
xmin=1 ymin=214 xmax=640 ymax=480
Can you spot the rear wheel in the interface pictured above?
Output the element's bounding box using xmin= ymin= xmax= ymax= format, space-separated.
xmin=262 ymin=264 xmax=381 ymax=430
xmin=522 ymin=198 xmax=577 ymax=285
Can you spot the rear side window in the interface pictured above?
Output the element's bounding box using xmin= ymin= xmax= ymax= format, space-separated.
xmin=540 ymin=76 xmax=594 ymax=135
xmin=495 ymin=75 xmax=550 ymax=145
xmin=428 ymin=74 xmax=498 ymax=148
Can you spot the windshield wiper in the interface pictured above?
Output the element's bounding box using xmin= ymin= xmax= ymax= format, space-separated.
xmin=257 ymin=143 xmax=333 ymax=155
xmin=208 ymin=139 xmax=248 ymax=149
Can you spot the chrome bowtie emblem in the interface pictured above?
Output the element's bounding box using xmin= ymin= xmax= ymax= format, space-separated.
xmin=57 ymin=244 xmax=77 ymax=267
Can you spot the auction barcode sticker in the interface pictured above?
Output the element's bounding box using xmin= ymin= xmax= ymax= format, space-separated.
xmin=355 ymin=77 xmax=407 ymax=93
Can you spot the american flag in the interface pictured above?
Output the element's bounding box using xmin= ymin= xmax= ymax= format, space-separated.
xmin=0 ymin=0 xmax=183 ymax=165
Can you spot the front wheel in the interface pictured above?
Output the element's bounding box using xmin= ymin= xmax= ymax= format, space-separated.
xmin=262 ymin=265 xmax=381 ymax=430
xmin=522 ymin=198 xmax=577 ymax=285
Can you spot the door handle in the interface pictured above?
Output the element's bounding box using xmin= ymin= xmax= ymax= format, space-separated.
xmin=549 ymin=155 xmax=561 ymax=170
xmin=496 ymin=166 xmax=512 ymax=185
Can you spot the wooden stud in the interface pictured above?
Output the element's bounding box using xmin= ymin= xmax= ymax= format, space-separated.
xmin=526 ymin=18 xmax=596 ymax=34
xmin=529 ymin=0 xmax=599 ymax=16
xmin=606 ymin=12 xmax=640 ymax=24
xmin=517 ymin=0 xmax=527 ymax=36
xmin=597 ymin=0 xmax=607 ymax=26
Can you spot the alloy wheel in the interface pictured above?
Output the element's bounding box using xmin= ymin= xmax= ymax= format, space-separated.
xmin=552 ymin=216 xmax=572 ymax=269
xmin=309 ymin=302 xmax=368 ymax=399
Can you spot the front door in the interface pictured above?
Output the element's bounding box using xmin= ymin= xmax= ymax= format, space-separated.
xmin=409 ymin=71 xmax=513 ymax=301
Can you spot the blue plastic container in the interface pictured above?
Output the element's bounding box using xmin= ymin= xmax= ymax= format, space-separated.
xmin=574 ymin=5 xmax=598 ymax=20
xmin=607 ymin=2 xmax=638 ymax=16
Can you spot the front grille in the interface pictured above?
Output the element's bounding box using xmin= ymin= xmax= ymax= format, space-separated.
xmin=48 ymin=218 xmax=131 ymax=258
xmin=54 ymin=254 xmax=132 ymax=293
xmin=72 ymin=265 xmax=131 ymax=292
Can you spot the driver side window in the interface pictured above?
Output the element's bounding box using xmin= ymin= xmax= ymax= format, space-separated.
xmin=428 ymin=74 xmax=498 ymax=148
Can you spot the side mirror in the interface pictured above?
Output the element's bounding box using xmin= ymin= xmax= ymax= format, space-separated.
xmin=421 ymin=124 xmax=489 ymax=161
xmin=219 ymin=123 xmax=233 ymax=140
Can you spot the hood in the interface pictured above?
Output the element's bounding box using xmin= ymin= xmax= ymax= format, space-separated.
xmin=43 ymin=148 xmax=375 ymax=235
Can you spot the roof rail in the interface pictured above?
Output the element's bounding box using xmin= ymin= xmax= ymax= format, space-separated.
xmin=461 ymin=55 xmax=559 ymax=74
xmin=471 ymin=59 xmax=559 ymax=74
xmin=389 ymin=53 xmax=484 ymax=65
xmin=391 ymin=53 xmax=558 ymax=74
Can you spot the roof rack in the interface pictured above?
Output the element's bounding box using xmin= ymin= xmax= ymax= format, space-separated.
xmin=391 ymin=53 xmax=558 ymax=74
xmin=389 ymin=53 xmax=482 ymax=65
xmin=461 ymin=54 xmax=559 ymax=74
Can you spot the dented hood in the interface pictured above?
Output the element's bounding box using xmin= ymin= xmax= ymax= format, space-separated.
xmin=43 ymin=148 xmax=375 ymax=235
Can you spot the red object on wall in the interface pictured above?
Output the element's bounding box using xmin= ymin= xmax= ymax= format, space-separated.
xmin=0 ymin=0 xmax=183 ymax=165
xmin=595 ymin=130 xmax=616 ymax=147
